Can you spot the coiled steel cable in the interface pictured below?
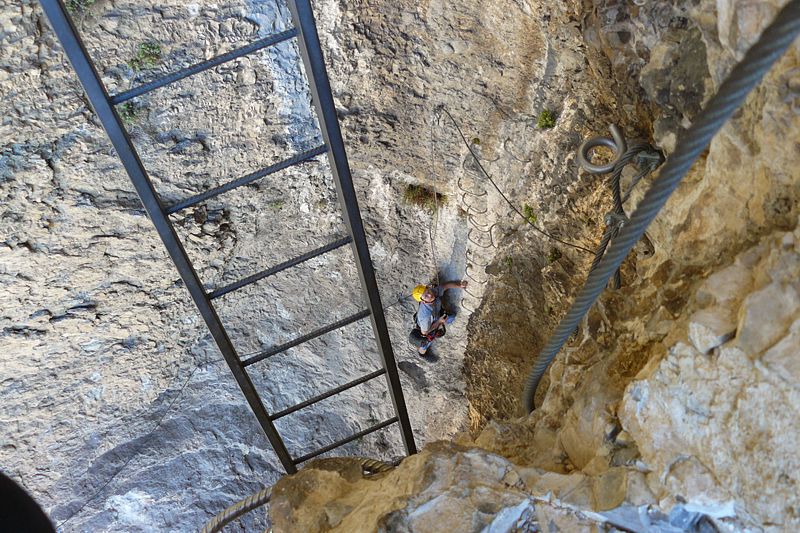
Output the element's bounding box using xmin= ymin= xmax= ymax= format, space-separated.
xmin=522 ymin=0 xmax=800 ymax=412
xmin=583 ymin=136 xmax=664 ymax=289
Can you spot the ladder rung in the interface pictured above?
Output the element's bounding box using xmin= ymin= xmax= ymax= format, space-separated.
xmin=270 ymin=368 xmax=386 ymax=421
xmin=110 ymin=28 xmax=298 ymax=105
xmin=165 ymin=145 xmax=327 ymax=214
xmin=209 ymin=236 xmax=352 ymax=299
xmin=292 ymin=417 xmax=398 ymax=465
xmin=241 ymin=309 xmax=371 ymax=367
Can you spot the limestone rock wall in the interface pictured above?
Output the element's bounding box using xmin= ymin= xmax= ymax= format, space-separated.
xmin=2 ymin=0 xmax=603 ymax=529
xmin=269 ymin=443 xmax=634 ymax=532
xmin=266 ymin=0 xmax=800 ymax=531
xmin=463 ymin=0 xmax=800 ymax=530
xmin=621 ymin=225 xmax=800 ymax=530
xmin=2 ymin=0 xmax=799 ymax=530
xmin=266 ymin=227 xmax=800 ymax=533
xmin=1 ymin=0 xmax=477 ymax=529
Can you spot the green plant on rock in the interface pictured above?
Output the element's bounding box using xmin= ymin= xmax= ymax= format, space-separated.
xmin=118 ymin=102 xmax=138 ymax=125
xmin=536 ymin=109 xmax=556 ymax=129
xmin=66 ymin=0 xmax=95 ymax=14
xmin=522 ymin=203 xmax=537 ymax=225
xmin=129 ymin=41 xmax=162 ymax=71
xmin=403 ymin=183 xmax=446 ymax=212
xmin=547 ymin=247 xmax=562 ymax=263
xmin=505 ymin=256 xmax=513 ymax=269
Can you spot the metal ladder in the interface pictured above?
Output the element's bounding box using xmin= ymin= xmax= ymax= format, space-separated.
xmin=40 ymin=0 xmax=416 ymax=474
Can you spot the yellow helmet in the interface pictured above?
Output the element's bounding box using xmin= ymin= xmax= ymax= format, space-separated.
xmin=412 ymin=284 xmax=427 ymax=302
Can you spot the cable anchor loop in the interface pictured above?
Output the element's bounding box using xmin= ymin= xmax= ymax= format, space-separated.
xmin=577 ymin=124 xmax=628 ymax=174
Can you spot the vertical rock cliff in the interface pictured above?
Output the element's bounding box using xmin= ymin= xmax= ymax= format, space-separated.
xmin=1 ymin=0 xmax=798 ymax=531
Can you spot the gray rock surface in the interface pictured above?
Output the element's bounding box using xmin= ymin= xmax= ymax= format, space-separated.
xmin=1 ymin=0 xmax=470 ymax=529
xmin=2 ymin=0 xmax=799 ymax=530
xmin=688 ymin=308 xmax=736 ymax=355
xmin=621 ymin=225 xmax=800 ymax=530
xmin=269 ymin=441 xmax=723 ymax=533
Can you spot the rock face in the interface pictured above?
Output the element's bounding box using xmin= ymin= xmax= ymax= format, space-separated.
xmin=621 ymin=226 xmax=800 ymax=530
xmin=269 ymin=443 xmax=634 ymax=532
xmin=269 ymin=441 xmax=725 ymax=533
xmin=268 ymin=0 xmax=800 ymax=529
xmin=1 ymin=0 xmax=474 ymax=529
xmin=265 ymin=227 xmax=800 ymax=533
xmin=2 ymin=0 xmax=799 ymax=531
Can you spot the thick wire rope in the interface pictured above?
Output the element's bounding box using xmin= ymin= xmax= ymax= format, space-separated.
xmin=200 ymin=457 xmax=395 ymax=533
xmin=437 ymin=106 xmax=596 ymax=255
xmin=522 ymin=0 xmax=800 ymax=412
xmin=586 ymin=141 xmax=664 ymax=289
xmin=200 ymin=486 xmax=273 ymax=533
xmin=55 ymin=357 xmax=223 ymax=529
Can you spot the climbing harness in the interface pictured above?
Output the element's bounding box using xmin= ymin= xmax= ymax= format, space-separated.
xmin=522 ymin=0 xmax=800 ymax=413
xmin=408 ymin=316 xmax=446 ymax=348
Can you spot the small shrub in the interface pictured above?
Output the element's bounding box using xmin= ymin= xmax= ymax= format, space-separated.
xmin=505 ymin=257 xmax=513 ymax=269
xmin=129 ymin=41 xmax=162 ymax=71
xmin=547 ymin=247 xmax=562 ymax=263
xmin=403 ymin=183 xmax=446 ymax=211
xmin=536 ymin=109 xmax=556 ymax=129
xmin=472 ymin=137 xmax=481 ymax=145
xmin=118 ymin=102 xmax=138 ymax=125
xmin=522 ymin=203 xmax=537 ymax=224
xmin=66 ymin=0 xmax=95 ymax=14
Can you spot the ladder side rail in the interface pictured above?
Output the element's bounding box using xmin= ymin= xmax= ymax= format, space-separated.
xmin=39 ymin=0 xmax=298 ymax=474
xmin=286 ymin=0 xmax=417 ymax=455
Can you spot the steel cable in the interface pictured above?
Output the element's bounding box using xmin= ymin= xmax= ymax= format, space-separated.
xmin=522 ymin=0 xmax=800 ymax=412
xmin=438 ymin=106 xmax=597 ymax=255
xmin=586 ymin=141 xmax=664 ymax=290
xmin=200 ymin=457 xmax=395 ymax=532
xmin=200 ymin=486 xmax=273 ymax=533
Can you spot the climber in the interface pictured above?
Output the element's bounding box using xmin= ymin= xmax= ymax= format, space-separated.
xmin=410 ymin=280 xmax=468 ymax=357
